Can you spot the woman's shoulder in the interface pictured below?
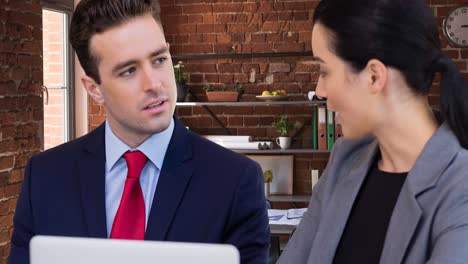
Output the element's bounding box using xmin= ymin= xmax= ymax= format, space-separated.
xmin=329 ymin=136 xmax=377 ymax=164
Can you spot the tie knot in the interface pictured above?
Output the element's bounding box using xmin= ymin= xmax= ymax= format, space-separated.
xmin=123 ymin=151 xmax=148 ymax=179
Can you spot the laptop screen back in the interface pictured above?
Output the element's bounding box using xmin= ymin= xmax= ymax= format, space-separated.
xmin=30 ymin=236 xmax=240 ymax=264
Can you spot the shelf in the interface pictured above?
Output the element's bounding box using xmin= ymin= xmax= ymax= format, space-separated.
xmin=270 ymin=224 xmax=296 ymax=235
xmin=176 ymin=100 xmax=326 ymax=107
xmin=267 ymin=195 xmax=311 ymax=203
xmin=232 ymin=148 xmax=330 ymax=154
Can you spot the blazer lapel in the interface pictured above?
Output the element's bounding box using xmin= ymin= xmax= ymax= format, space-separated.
xmin=145 ymin=118 xmax=193 ymax=240
xmin=309 ymin=140 xmax=379 ymax=263
xmin=76 ymin=124 xmax=107 ymax=238
xmin=380 ymin=123 xmax=459 ymax=264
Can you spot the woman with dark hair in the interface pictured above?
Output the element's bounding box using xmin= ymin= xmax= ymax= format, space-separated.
xmin=277 ymin=0 xmax=468 ymax=263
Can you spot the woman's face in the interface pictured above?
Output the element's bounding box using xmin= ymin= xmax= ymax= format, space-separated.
xmin=311 ymin=23 xmax=377 ymax=139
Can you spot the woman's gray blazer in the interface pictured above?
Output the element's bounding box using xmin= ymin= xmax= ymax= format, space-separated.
xmin=278 ymin=123 xmax=468 ymax=264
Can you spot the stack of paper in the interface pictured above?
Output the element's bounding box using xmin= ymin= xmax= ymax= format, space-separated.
xmin=203 ymin=135 xmax=252 ymax=143
xmin=203 ymin=135 xmax=273 ymax=150
xmin=268 ymin=208 xmax=307 ymax=226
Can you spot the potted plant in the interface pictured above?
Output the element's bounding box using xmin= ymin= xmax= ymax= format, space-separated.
xmin=263 ymin=169 xmax=273 ymax=197
xmin=174 ymin=61 xmax=189 ymax=102
xmin=272 ymin=115 xmax=301 ymax=149
xmin=204 ymin=82 xmax=243 ymax=102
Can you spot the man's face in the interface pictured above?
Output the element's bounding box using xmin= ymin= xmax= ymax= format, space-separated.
xmin=85 ymin=14 xmax=176 ymax=147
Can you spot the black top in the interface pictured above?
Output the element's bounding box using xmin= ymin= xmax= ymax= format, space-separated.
xmin=333 ymin=158 xmax=408 ymax=264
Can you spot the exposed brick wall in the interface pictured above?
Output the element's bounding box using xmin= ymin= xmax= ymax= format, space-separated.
xmin=43 ymin=10 xmax=65 ymax=150
xmin=0 ymin=0 xmax=43 ymax=262
xmin=160 ymin=1 xmax=321 ymax=196
xmin=88 ymin=96 xmax=106 ymax=131
xmin=86 ymin=1 xmax=468 ymax=195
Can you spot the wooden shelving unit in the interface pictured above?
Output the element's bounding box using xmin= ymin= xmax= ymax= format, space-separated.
xmin=176 ymin=100 xmax=326 ymax=107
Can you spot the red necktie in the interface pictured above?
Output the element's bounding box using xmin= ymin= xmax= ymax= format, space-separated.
xmin=110 ymin=150 xmax=147 ymax=240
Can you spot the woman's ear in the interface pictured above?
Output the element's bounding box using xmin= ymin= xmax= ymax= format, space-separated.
xmin=81 ymin=75 xmax=104 ymax=104
xmin=365 ymin=59 xmax=388 ymax=94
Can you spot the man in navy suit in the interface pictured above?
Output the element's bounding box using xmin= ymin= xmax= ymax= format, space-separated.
xmin=8 ymin=0 xmax=269 ymax=263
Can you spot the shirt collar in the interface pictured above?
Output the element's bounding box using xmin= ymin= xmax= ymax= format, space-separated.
xmin=105 ymin=118 xmax=175 ymax=172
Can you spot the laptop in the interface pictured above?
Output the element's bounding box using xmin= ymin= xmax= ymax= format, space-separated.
xmin=30 ymin=236 xmax=240 ymax=264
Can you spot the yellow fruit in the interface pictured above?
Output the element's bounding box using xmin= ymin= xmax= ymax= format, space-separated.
xmin=280 ymin=90 xmax=287 ymax=95
xmin=262 ymin=90 xmax=272 ymax=96
xmin=272 ymin=91 xmax=279 ymax=96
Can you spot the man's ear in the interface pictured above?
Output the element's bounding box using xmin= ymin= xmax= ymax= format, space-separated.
xmin=365 ymin=59 xmax=388 ymax=94
xmin=81 ymin=75 xmax=104 ymax=104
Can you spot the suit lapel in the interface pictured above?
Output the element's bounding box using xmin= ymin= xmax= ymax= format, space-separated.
xmin=145 ymin=118 xmax=193 ymax=240
xmin=379 ymin=184 xmax=421 ymax=264
xmin=380 ymin=123 xmax=459 ymax=264
xmin=77 ymin=124 xmax=108 ymax=238
xmin=309 ymin=140 xmax=379 ymax=263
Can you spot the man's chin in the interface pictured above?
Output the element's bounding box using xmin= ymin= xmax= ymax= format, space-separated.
xmin=146 ymin=116 xmax=172 ymax=134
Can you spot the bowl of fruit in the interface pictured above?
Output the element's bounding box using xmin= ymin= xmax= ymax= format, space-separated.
xmin=256 ymin=90 xmax=288 ymax=101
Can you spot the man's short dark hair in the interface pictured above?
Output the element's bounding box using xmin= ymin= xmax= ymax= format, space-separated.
xmin=70 ymin=0 xmax=161 ymax=84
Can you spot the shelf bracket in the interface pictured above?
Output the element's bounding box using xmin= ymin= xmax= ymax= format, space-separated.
xmin=186 ymin=92 xmax=232 ymax=135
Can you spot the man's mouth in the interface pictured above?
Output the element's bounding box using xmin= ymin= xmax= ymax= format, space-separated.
xmin=145 ymin=101 xmax=164 ymax=109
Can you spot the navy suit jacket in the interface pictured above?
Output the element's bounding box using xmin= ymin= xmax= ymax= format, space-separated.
xmin=9 ymin=118 xmax=270 ymax=264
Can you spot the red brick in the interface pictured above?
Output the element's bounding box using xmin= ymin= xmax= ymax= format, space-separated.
xmin=216 ymin=34 xmax=231 ymax=44
xmin=290 ymin=21 xmax=313 ymax=31
xmin=244 ymin=117 xmax=259 ymax=127
xmin=217 ymin=14 xmax=248 ymax=23
xmin=0 ymin=183 xmax=21 ymax=199
xmin=203 ymin=34 xmax=216 ymax=43
xmin=214 ymin=44 xmax=233 ymax=53
xmin=0 ymin=215 xmax=13 ymax=229
xmin=198 ymin=117 xmax=213 ymax=127
xmin=15 ymin=40 xmax=42 ymax=55
xmin=0 ymin=140 xmax=19 ymax=153
xmin=175 ymin=107 xmax=192 ymax=117
xmin=183 ymin=4 xmax=212 ymax=14
xmin=227 ymin=24 xmax=259 ymax=33
xmin=231 ymin=33 xmax=245 ymax=42
xmin=263 ymin=13 xmax=279 ymax=22
xmin=218 ymin=74 xmax=233 ymax=83
xmin=269 ymin=63 xmax=291 ymax=73
xmin=223 ymin=106 xmax=253 ymax=115
xmin=237 ymin=128 xmax=266 ymax=137
xmin=174 ymin=24 xmax=197 ymax=34
xmin=187 ymin=14 xmax=203 ymax=23
xmin=293 ymin=11 xmax=310 ymax=21
xmin=274 ymin=43 xmax=305 ymax=52
xmin=0 ymin=228 xmax=10 ymax=242
xmin=258 ymin=2 xmax=274 ymax=11
xmin=294 ymin=73 xmax=311 ymax=82
xmin=184 ymin=44 xmax=213 ymax=53
xmin=213 ymin=3 xmax=243 ymax=13
xmin=228 ymin=116 xmax=243 ymax=127
xmin=279 ymin=11 xmax=293 ymax=21
xmin=0 ymin=156 xmax=14 ymax=171
xmin=218 ymin=64 xmax=242 ymax=73
xmin=252 ymin=43 xmax=273 ymax=53
xmin=233 ymin=74 xmax=248 ymax=83
xmin=189 ymin=74 xmax=203 ymax=83
xmin=189 ymin=34 xmax=203 ymax=43
xmin=205 ymin=74 xmax=219 ymax=83
xmin=188 ymin=64 xmax=217 ymax=73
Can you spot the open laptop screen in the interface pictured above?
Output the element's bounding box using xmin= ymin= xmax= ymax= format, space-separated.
xmin=30 ymin=236 xmax=240 ymax=264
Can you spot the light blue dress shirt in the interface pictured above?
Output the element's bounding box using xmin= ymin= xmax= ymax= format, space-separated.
xmin=104 ymin=118 xmax=174 ymax=237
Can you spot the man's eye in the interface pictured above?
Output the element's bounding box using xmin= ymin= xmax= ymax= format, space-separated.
xmin=319 ymin=71 xmax=328 ymax=77
xmin=120 ymin=67 xmax=136 ymax=77
xmin=153 ymin=57 xmax=167 ymax=65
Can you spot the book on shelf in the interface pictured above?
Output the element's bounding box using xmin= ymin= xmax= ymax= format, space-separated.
xmin=326 ymin=110 xmax=335 ymax=150
xmin=317 ymin=106 xmax=327 ymax=150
